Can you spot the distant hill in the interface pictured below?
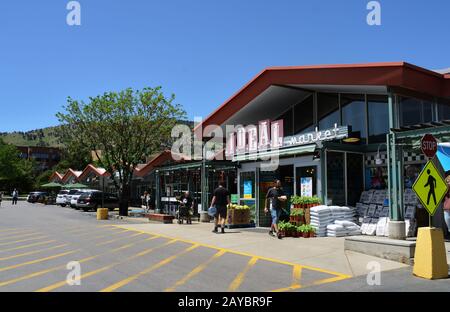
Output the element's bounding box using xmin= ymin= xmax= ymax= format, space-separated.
xmin=0 ymin=126 xmax=63 ymax=148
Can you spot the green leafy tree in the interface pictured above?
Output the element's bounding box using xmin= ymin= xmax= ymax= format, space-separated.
xmin=0 ymin=139 xmax=34 ymax=192
xmin=56 ymin=87 xmax=186 ymax=216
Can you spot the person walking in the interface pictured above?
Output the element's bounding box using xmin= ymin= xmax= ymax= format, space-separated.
xmin=265 ymin=180 xmax=287 ymax=239
xmin=210 ymin=183 xmax=230 ymax=234
xmin=443 ymin=176 xmax=450 ymax=238
xmin=12 ymin=189 xmax=19 ymax=205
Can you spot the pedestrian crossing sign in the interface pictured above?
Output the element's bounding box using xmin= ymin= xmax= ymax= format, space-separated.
xmin=412 ymin=160 xmax=448 ymax=216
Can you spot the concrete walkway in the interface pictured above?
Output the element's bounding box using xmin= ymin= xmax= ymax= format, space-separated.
xmin=113 ymin=220 xmax=409 ymax=278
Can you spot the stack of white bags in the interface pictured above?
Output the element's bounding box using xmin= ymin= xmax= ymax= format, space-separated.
xmin=310 ymin=206 xmax=361 ymax=237
xmin=310 ymin=206 xmax=332 ymax=237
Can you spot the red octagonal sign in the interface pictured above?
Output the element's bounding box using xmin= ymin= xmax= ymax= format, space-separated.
xmin=421 ymin=134 xmax=438 ymax=158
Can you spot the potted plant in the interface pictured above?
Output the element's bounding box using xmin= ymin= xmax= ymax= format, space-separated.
xmin=299 ymin=224 xmax=310 ymax=238
xmin=308 ymin=225 xmax=316 ymax=237
xmin=289 ymin=208 xmax=304 ymax=225
xmin=278 ymin=221 xmax=287 ymax=237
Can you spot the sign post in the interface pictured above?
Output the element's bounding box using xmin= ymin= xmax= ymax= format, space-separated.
xmin=412 ymin=134 xmax=448 ymax=279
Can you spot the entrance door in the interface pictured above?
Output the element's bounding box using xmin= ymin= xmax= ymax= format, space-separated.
xmin=296 ymin=166 xmax=318 ymax=197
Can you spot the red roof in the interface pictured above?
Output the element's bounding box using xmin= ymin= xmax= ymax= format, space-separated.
xmin=61 ymin=169 xmax=82 ymax=183
xmin=49 ymin=171 xmax=63 ymax=182
xmin=196 ymin=62 xmax=450 ymax=132
xmin=78 ymin=164 xmax=110 ymax=181
xmin=134 ymin=150 xmax=191 ymax=177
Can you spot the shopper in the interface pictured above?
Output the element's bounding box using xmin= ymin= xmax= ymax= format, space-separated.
xmin=142 ymin=191 xmax=150 ymax=211
xmin=180 ymin=191 xmax=194 ymax=224
xmin=12 ymin=189 xmax=19 ymax=205
xmin=443 ymin=176 xmax=450 ymax=238
xmin=210 ymin=184 xmax=230 ymax=234
xmin=265 ymin=180 xmax=287 ymax=239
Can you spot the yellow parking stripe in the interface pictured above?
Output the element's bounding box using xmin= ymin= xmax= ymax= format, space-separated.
xmin=100 ymin=244 xmax=200 ymax=292
xmin=0 ymin=235 xmax=48 ymax=247
xmin=0 ymin=240 xmax=57 ymax=253
xmin=0 ymin=228 xmax=20 ymax=233
xmin=35 ymin=239 xmax=178 ymax=292
xmin=0 ymin=250 xmax=78 ymax=273
xmin=313 ymin=275 xmax=350 ymax=286
xmin=111 ymin=225 xmax=352 ymax=279
xmin=0 ymin=236 xmax=162 ymax=288
xmin=0 ymin=244 xmax=68 ymax=261
xmin=91 ymin=229 xmax=132 ymax=241
xmin=228 ymin=257 xmax=258 ymax=292
xmin=165 ymin=249 xmax=227 ymax=292
xmin=0 ymin=232 xmax=41 ymax=242
xmin=269 ymin=265 xmax=303 ymax=292
xmin=0 ymin=229 xmax=32 ymax=235
xmin=95 ymin=232 xmax=144 ymax=246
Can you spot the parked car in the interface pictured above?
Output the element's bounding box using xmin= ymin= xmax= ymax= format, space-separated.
xmin=64 ymin=189 xmax=83 ymax=207
xmin=27 ymin=192 xmax=48 ymax=203
xmin=56 ymin=190 xmax=70 ymax=207
xmin=77 ymin=191 xmax=119 ymax=212
xmin=70 ymin=190 xmax=98 ymax=209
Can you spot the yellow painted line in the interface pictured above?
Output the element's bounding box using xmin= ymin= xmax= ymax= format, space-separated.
xmin=0 ymin=235 xmax=162 ymax=288
xmin=0 ymin=228 xmax=20 ymax=233
xmin=165 ymin=249 xmax=227 ymax=292
xmin=0 ymin=250 xmax=78 ymax=273
xmin=100 ymin=244 xmax=199 ymax=292
xmin=0 ymin=240 xmax=58 ymax=253
xmin=95 ymin=232 xmax=144 ymax=246
xmin=91 ymin=229 xmax=133 ymax=241
xmin=228 ymin=257 xmax=258 ymax=292
xmin=269 ymin=265 xmax=303 ymax=292
xmin=111 ymin=225 xmax=352 ymax=279
xmin=35 ymin=239 xmax=178 ymax=292
xmin=0 ymin=244 xmax=68 ymax=261
xmin=312 ymin=275 xmax=351 ymax=286
xmin=0 ymin=229 xmax=33 ymax=235
xmin=0 ymin=235 xmax=48 ymax=247
xmin=0 ymin=232 xmax=41 ymax=242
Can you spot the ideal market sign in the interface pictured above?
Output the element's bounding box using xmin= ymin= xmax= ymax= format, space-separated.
xmin=226 ymin=119 xmax=349 ymax=156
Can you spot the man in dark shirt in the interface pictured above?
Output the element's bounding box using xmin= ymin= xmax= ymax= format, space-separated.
xmin=265 ymin=180 xmax=287 ymax=238
xmin=180 ymin=191 xmax=194 ymax=224
xmin=210 ymin=184 xmax=230 ymax=234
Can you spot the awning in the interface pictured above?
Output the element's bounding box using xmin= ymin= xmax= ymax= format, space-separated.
xmin=437 ymin=143 xmax=450 ymax=172
xmin=232 ymin=144 xmax=316 ymax=162
xmin=41 ymin=182 xmax=62 ymax=188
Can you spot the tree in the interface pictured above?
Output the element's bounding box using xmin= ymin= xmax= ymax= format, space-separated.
xmin=0 ymin=139 xmax=34 ymax=192
xmin=56 ymin=87 xmax=186 ymax=216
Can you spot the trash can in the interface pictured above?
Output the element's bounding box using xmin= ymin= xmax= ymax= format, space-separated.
xmin=97 ymin=208 xmax=109 ymax=220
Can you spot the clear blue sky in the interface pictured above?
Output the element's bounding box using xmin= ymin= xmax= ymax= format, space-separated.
xmin=0 ymin=0 xmax=449 ymax=132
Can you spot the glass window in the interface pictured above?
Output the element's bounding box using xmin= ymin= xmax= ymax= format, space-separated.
xmin=296 ymin=166 xmax=317 ymax=197
xmin=326 ymin=151 xmax=345 ymax=206
xmin=438 ymin=98 xmax=450 ymax=121
xmin=276 ymin=108 xmax=293 ymax=137
xmin=240 ymin=171 xmax=255 ymax=199
xmin=346 ymin=153 xmax=364 ymax=206
xmin=318 ymin=93 xmax=339 ymax=130
xmin=368 ymin=95 xmax=389 ymax=143
xmin=399 ymin=96 xmax=433 ymax=126
xmin=294 ymin=94 xmax=314 ymax=134
xmin=341 ymin=94 xmax=367 ymax=143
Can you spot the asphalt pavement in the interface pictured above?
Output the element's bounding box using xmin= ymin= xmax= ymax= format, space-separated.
xmin=0 ymin=201 xmax=349 ymax=292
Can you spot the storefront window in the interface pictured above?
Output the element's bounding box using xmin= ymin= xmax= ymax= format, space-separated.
xmin=276 ymin=108 xmax=293 ymax=137
xmin=326 ymin=151 xmax=345 ymax=206
xmin=296 ymin=166 xmax=317 ymax=197
xmin=399 ymin=96 xmax=433 ymax=126
xmin=438 ymin=99 xmax=450 ymax=121
xmin=240 ymin=172 xmax=255 ymax=199
xmin=368 ymin=95 xmax=389 ymax=143
xmin=318 ymin=93 xmax=339 ymax=130
xmin=346 ymin=153 xmax=364 ymax=206
xmin=293 ymin=94 xmax=314 ymax=134
xmin=341 ymin=94 xmax=367 ymax=143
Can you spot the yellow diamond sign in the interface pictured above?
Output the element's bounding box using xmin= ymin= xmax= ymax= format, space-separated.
xmin=412 ymin=160 xmax=448 ymax=216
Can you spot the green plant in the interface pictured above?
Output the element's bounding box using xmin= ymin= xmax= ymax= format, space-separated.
xmin=290 ymin=196 xmax=301 ymax=205
xmin=311 ymin=196 xmax=322 ymax=205
xmin=290 ymin=209 xmax=304 ymax=217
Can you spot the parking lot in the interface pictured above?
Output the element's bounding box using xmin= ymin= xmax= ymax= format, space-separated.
xmin=0 ymin=201 xmax=351 ymax=292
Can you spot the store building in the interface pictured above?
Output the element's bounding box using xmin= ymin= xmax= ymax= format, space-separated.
xmin=197 ymin=62 xmax=450 ymax=229
xmin=18 ymin=146 xmax=61 ymax=172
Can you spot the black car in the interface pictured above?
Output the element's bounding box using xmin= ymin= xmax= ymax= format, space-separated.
xmin=77 ymin=191 xmax=119 ymax=212
xmin=27 ymin=192 xmax=49 ymax=203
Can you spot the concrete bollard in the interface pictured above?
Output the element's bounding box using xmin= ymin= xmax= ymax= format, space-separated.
xmin=97 ymin=208 xmax=109 ymax=220
xmin=413 ymin=227 xmax=448 ymax=280
xmin=199 ymin=212 xmax=210 ymax=223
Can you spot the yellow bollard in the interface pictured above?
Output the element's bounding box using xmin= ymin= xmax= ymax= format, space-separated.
xmin=413 ymin=227 xmax=449 ymax=280
xmin=96 ymin=208 xmax=109 ymax=221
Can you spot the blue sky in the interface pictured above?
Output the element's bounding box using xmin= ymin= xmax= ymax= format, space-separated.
xmin=0 ymin=0 xmax=449 ymax=132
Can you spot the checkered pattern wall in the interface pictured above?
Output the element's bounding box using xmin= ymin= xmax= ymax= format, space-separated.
xmin=365 ymin=152 xmax=427 ymax=167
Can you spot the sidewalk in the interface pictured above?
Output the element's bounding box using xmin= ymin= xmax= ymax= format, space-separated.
xmin=110 ymin=220 xmax=410 ymax=277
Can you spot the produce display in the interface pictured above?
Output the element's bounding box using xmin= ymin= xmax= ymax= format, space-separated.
xmin=227 ymin=204 xmax=252 ymax=225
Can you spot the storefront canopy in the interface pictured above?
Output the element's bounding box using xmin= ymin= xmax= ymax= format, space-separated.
xmin=41 ymin=182 xmax=62 ymax=188
xmin=64 ymin=183 xmax=89 ymax=189
xmin=437 ymin=143 xmax=450 ymax=172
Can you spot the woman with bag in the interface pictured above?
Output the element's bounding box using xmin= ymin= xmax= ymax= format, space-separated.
xmin=443 ymin=176 xmax=450 ymax=236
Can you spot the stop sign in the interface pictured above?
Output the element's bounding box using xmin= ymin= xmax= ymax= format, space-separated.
xmin=421 ymin=134 xmax=438 ymax=158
